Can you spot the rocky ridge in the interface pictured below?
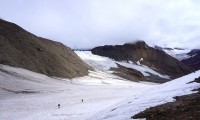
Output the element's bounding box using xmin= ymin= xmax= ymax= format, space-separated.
xmin=182 ymin=49 xmax=200 ymax=71
xmin=91 ymin=41 xmax=193 ymax=79
xmin=0 ymin=19 xmax=92 ymax=78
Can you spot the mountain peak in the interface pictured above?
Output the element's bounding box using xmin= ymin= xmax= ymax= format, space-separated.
xmin=125 ymin=40 xmax=146 ymax=45
xmin=91 ymin=42 xmax=193 ymax=78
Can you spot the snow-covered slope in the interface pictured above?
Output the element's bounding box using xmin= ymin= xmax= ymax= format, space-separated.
xmin=87 ymin=71 xmax=200 ymax=120
xmin=76 ymin=51 xmax=170 ymax=79
xmin=162 ymin=48 xmax=191 ymax=60
xmin=0 ymin=64 xmax=154 ymax=120
xmin=1 ymin=51 xmax=198 ymax=120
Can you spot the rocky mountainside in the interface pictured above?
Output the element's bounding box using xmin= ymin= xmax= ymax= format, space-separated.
xmin=0 ymin=19 xmax=92 ymax=78
xmin=182 ymin=49 xmax=200 ymax=71
xmin=154 ymin=45 xmax=190 ymax=61
xmin=154 ymin=46 xmax=200 ymax=71
xmin=132 ymin=76 xmax=200 ymax=120
xmin=91 ymin=41 xmax=193 ymax=78
xmin=187 ymin=49 xmax=200 ymax=56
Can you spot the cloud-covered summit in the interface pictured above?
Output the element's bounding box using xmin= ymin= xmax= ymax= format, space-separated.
xmin=0 ymin=0 xmax=200 ymax=49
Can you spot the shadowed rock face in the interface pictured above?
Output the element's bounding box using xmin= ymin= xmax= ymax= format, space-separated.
xmin=187 ymin=49 xmax=200 ymax=56
xmin=0 ymin=19 xmax=92 ymax=78
xmin=91 ymin=41 xmax=193 ymax=78
xmin=182 ymin=50 xmax=200 ymax=71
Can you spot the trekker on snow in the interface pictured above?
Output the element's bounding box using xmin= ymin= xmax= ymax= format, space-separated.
xmin=58 ymin=104 xmax=60 ymax=108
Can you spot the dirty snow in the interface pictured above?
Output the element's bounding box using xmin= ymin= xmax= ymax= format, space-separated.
xmin=87 ymin=70 xmax=200 ymax=120
xmin=75 ymin=51 xmax=170 ymax=79
xmin=0 ymin=51 xmax=199 ymax=120
xmin=0 ymin=64 xmax=154 ymax=120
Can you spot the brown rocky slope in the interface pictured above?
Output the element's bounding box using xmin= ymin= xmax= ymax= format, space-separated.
xmin=132 ymin=77 xmax=200 ymax=120
xmin=0 ymin=19 xmax=92 ymax=78
xmin=91 ymin=41 xmax=193 ymax=78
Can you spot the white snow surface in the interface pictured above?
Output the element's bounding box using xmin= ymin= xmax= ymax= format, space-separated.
xmin=87 ymin=70 xmax=200 ymax=120
xmin=163 ymin=49 xmax=191 ymax=60
xmin=0 ymin=64 xmax=154 ymax=120
xmin=76 ymin=51 xmax=170 ymax=79
xmin=0 ymin=51 xmax=199 ymax=120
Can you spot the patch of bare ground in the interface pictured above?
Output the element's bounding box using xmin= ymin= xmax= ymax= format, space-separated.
xmin=132 ymin=76 xmax=200 ymax=120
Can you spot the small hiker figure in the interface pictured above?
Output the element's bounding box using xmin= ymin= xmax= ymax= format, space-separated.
xmin=58 ymin=104 xmax=60 ymax=109
xmin=81 ymin=99 xmax=83 ymax=103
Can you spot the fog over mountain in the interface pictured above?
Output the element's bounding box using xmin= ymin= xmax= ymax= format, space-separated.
xmin=1 ymin=0 xmax=200 ymax=49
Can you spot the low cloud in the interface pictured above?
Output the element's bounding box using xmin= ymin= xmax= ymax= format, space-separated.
xmin=1 ymin=0 xmax=200 ymax=49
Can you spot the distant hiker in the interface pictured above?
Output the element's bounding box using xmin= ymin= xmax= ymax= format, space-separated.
xmin=58 ymin=104 xmax=60 ymax=108
xmin=82 ymin=99 xmax=83 ymax=102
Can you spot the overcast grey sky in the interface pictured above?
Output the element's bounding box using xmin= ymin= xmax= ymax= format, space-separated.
xmin=0 ymin=0 xmax=200 ymax=49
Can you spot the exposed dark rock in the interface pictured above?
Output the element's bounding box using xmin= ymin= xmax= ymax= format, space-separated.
xmin=182 ymin=50 xmax=200 ymax=71
xmin=163 ymin=47 xmax=173 ymax=50
xmin=154 ymin=46 xmax=185 ymax=51
xmin=132 ymin=77 xmax=200 ymax=120
xmin=111 ymin=64 xmax=168 ymax=83
xmin=0 ymin=19 xmax=92 ymax=78
xmin=154 ymin=45 xmax=163 ymax=51
xmin=174 ymin=47 xmax=185 ymax=50
xmin=91 ymin=41 xmax=193 ymax=78
xmin=110 ymin=63 xmax=145 ymax=82
xmin=187 ymin=49 xmax=200 ymax=56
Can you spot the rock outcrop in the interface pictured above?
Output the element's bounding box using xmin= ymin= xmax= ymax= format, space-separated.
xmin=91 ymin=41 xmax=193 ymax=78
xmin=132 ymin=77 xmax=200 ymax=120
xmin=182 ymin=49 xmax=200 ymax=71
xmin=0 ymin=19 xmax=92 ymax=78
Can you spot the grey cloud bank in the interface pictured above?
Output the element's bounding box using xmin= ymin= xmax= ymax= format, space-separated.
xmin=0 ymin=0 xmax=200 ymax=49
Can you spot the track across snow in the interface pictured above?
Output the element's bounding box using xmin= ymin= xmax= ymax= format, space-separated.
xmin=0 ymin=65 xmax=154 ymax=120
xmin=87 ymin=71 xmax=200 ymax=120
xmin=1 ymin=51 xmax=199 ymax=120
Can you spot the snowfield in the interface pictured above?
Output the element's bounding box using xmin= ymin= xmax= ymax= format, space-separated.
xmin=0 ymin=51 xmax=199 ymax=120
xmin=87 ymin=70 xmax=200 ymax=120
xmin=0 ymin=64 xmax=154 ymax=120
xmin=75 ymin=51 xmax=170 ymax=79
